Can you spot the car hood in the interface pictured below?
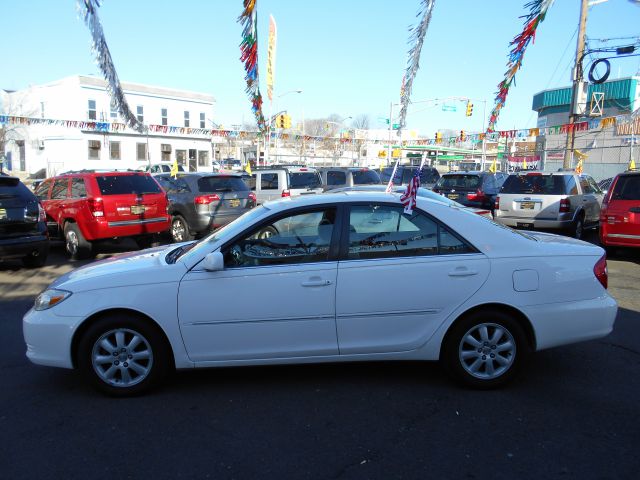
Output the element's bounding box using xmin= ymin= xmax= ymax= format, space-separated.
xmin=50 ymin=244 xmax=187 ymax=292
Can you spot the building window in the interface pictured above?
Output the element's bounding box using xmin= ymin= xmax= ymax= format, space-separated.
xmin=88 ymin=100 xmax=97 ymax=120
xmin=200 ymin=112 xmax=205 ymax=129
xmin=198 ymin=150 xmax=209 ymax=167
xmin=88 ymin=139 xmax=101 ymax=160
xmin=110 ymin=141 xmax=121 ymax=160
xmin=176 ymin=149 xmax=186 ymax=166
xmin=184 ymin=111 xmax=190 ymax=127
xmin=136 ymin=143 xmax=147 ymax=161
xmin=137 ymin=105 xmax=144 ymax=123
xmin=161 ymin=143 xmax=172 ymax=161
xmin=161 ymin=108 xmax=168 ymax=126
xmin=110 ymin=102 xmax=118 ymax=120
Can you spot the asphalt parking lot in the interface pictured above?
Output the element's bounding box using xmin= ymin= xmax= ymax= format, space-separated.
xmin=1 ymin=233 xmax=639 ymax=479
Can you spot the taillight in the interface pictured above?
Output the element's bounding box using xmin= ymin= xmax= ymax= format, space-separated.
xmin=594 ymin=254 xmax=608 ymax=289
xmin=494 ymin=196 xmax=500 ymax=210
xmin=248 ymin=192 xmax=257 ymax=203
xmin=559 ymin=198 xmax=570 ymax=213
xmin=467 ymin=189 xmax=486 ymax=201
xmin=38 ymin=203 xmax=46 ymax=222
xmin=281 ymin=190 xmax=291 ymax=197
xmin=88 ymin=198 xmax=104 ymax=217
xmin=194 ymin=194 xmax=221 ymax=205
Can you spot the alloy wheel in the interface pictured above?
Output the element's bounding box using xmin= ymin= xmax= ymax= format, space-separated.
xmin=458 ymin=322 xmax=516 ymax=380
xmin=66 ymin=230 xmax=79 ymax=256
xmin=172 ymin=218 xmax=187 ymax=243
xmin=91 ymin=328 xmax=154 ymax=388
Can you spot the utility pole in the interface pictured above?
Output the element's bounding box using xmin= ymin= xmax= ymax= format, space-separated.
xmin=563 ymin=0 xmax=589 ymax=169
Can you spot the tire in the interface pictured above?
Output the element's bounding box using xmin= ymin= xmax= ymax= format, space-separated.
xmin=170 ymin=215 xmax=193 ymax=243
xmin=441 ymin=309 xmax=529 ymax=389
xmin=64 ymin=222 xmax=93 ymax=260
xmin=572 ymin=214 xmax=584 ymax=240
xmin=257 ymin=225 xmax=278 ymax=239
xmin=76 ymin=313 xmax=172 ymax=397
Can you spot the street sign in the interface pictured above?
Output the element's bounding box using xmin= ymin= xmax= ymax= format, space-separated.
xmin=442 ymin=105 xmax=457 ymax=112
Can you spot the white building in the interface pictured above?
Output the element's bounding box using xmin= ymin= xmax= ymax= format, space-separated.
xmin=1 ymin=75 xmax=216 ymax=176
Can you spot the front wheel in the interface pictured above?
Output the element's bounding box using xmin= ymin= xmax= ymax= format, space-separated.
xmin=441 ymin=309 xmax=528 ymax=389
xmin=77 ymin=313 xmax=172 ymax=396
xmin=572 ymin=215 xmax=584 ymax=239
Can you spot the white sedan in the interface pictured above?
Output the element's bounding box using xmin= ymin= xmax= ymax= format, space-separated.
xmin=23 ymin=192 xmax=617 ymax=395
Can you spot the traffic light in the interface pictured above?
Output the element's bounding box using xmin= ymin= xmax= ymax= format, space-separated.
xmin=465 ymin=101 xmax=473 ymax=117
xmin=284 ymin=114 xmax=292 ymax=129
xmin=435 ymin=132 xmax=442 ymax=144
xmin=460 ymin=130 xmax=466 ymax=142
xmin=278 ymin=114 xmax=286 ymax=128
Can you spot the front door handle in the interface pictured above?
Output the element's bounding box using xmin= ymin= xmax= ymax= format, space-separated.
xmin=448 ymin=269 xmax=478 ymax=277
xmin=301 ymin=279 xmax=332 ymax=287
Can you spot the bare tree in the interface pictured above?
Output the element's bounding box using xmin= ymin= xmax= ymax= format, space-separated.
xmin=352 ymin=114 xmax=370 ymax=130
xmin=0 ymin=90 xmax=35 ymax=173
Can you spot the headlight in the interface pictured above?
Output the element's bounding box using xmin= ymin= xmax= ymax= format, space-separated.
xmin=34 ymin=289 xmax=72 ymax=311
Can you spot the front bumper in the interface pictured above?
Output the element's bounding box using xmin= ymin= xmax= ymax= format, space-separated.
xmin=23 ymin=306 xmax=81 ymax=369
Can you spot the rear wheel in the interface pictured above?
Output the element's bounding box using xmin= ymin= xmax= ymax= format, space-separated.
xmin=64 ymin=222 xmax=93 ymax=260
xmin=170 ymin=215 xmax=193 ymax=243
xmin=572 ymin=214 xmax=584 ymax=239
xmin=77 ymin=313 xmax=172 ymax=396
xmin=442 ymin=309 xmax=528 ymax=389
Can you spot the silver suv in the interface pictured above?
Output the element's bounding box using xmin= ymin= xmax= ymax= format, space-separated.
xmin=494 ymin=171 xmax=603 ymax=238
xmin=248 ymin=166 xmax=323 ymax=204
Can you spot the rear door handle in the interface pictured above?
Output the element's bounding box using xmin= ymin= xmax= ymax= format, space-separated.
xmin=448 ymin=269 xmax=478 ymax=277
xmin=301 ymin=279 xmax=332 ymax=287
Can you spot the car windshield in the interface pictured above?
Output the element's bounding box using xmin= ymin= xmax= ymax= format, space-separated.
xmin=197 ymin=176 xmax=249 ymax=192
xmin=436 ymin=175 xmax=481 ymax=190
xmin=173 ymin=205 xmax=269 ymax=263
xmin=611 ymin=175 xmax=640 ymax=200
xmin=96 ymin=174 xmax=162 ymax=195
xmin=289 ymin=172 xmax=322 ymax=189
xmin=352 ymin=170 xmax=380 ymax=185
xmin=501 ymin=175 xmax=565 ymax=195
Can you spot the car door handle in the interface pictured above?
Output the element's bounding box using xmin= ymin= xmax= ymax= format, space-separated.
xmin=301 ymin=279 xmax=332 ymax=287
xmin=448 ymin=269 xmax=478 ymax=277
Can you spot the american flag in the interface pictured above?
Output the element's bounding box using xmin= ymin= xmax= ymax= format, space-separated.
xmin=400 ymin=168 xmax=420 ymax=214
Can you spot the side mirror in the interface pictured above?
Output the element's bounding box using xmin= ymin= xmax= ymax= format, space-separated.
xmin=202 ymin=251 xmax=224 ymax=271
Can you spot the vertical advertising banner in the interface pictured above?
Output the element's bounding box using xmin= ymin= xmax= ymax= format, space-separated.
xmin=267 ymin=15 xmax=277 ymax=102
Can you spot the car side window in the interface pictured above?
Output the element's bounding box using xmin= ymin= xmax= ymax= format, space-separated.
xmin=261 ymin=173 xmax=279 ymax=190
xmin=34 ymin=179 xmax=52 ymax=200
xmin=565 ymin=176 xmax=578 ymax=195
xmin=586 ymin=176 xmax=601 ymax=194
xmin=327 ymin=171 xmax=346 ymax=186
xmin=70 ymin=178 xmax=87 ymax=198
xmin=579 ymin=176 xmax=594 ymax=194
xmin=50 ymin=179 xmax=69 ymax=200
xmin=223 ymin=207 xmax=337 ymax=268
xmin=484 ymin=176 xmax=496 ymax=192
xmin=347 ymin=204 xmax=474 ymax=260
xmin=247 ymin=174 xmax=256 ymax=191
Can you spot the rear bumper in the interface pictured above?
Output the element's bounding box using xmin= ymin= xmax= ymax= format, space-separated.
xmin=191 ymin=211 xmax=247 ymax=233
xmin=83 ymin=215 xmax=171 ymax=240
xmin=494 ymin=215 xmax=572 ymax=230
xmin=600 ymin=230 xmax=640 ymax=247
xmin=524 ymin=294 xmax=618 ymax=351
xmin=0 ymin=235 xmax=49 ymax=260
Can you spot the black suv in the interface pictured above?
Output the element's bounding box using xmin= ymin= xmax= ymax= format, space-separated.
xmin=432 ymin=171 xmax=508 ymax=211
xmin=0 ymin=176 xmax=49 ymax=267
xmin=379 ymin=165 xmax=441 ymax=189
xmin=156 ymin=173 xmax=256 ymax=243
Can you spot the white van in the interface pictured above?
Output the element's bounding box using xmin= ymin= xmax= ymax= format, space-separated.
xmin=248 ymin=166 xmax=323 ymax=204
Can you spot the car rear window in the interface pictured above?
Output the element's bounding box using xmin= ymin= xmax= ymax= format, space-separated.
xmin=352 ymin=170 xmax=380 ymax=185
xmin=197 ymin=176 xmax=249 ymax=192
xmin=436 ymin=174 xmax=481 ymax=190
xmin=611 ymin=175 xmax=640 ymax=200
xmin=289 ymin=172 xmax=322 ymax=189
xmin=420 ymin=168 xmax=440 ymax=183
xmin=0 ymin=176 xmax=33 ymax=199
xmin=95 ymin=174 xmax=162 ymax=195
xmin=500 ymin=175 xmax=566 ymax=195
